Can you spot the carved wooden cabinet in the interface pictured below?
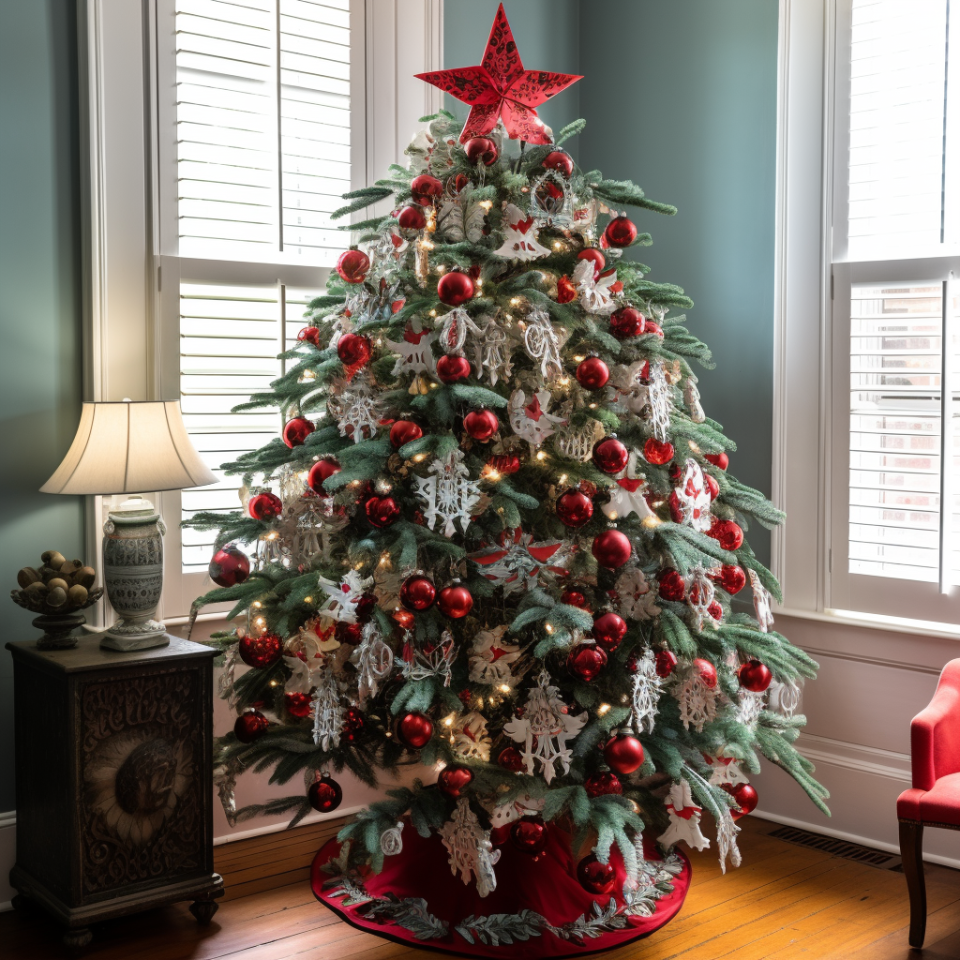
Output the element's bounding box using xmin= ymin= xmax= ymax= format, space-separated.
xmin=6 ymin=634 xmax=223 ymax=948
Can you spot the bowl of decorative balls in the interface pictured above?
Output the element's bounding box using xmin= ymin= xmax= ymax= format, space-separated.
xmin=11 ymin=550 xmax=103 ymax=649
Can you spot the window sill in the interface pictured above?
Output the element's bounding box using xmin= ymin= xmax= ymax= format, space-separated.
xmin=776 ymin=606 xmax=960 ymax=642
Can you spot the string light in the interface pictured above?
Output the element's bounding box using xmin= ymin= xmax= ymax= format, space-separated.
xmin=643 ymin=515 xmax=662 ymax=528
xmin=689 ymin=441 xmax=701 ymax=452
xmin=573 ymin=355 xmax=585 ymax=363
xmin=479 ymin=200 xmax=493 ymax=211
xmin=544 ymin=623 xmax=554 ymax=634
xmin=510 ymin=297 xmax=521 ymax=306
xmin=413 ymin=453 xmax=427 ymax=462
xmin=499 ymin=684 xmax=511 ymax=693
xmin=304 ymin=596 xmax=313 ymax=604
xmin=559 ymin=474 xmax=568 ymax=484
xmin=442 ymin=713 xmax=456 ymax=727
xmin=598 ymin=703 xmax=611 ymax=716
xmin=536 ymin=451 xmax=547 ymax=461
xmin=558 ymin=376 xmax=570 ymax=387
xmin=298 ymin=370 xmax=316 ymax=383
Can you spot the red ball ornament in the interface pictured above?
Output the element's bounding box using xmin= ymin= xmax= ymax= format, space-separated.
xmin=723 ymin=782 xmax=759 ymax=820
xmin=308 ymin=776 xmax=343 ymax=813
xmin=234 ymin=709 xmax=268 ymax=743
xmin=716 ymin=564 xmax=746 ymax=594
xmin=209 ymin=544 xmax=250 ymax=587
xmin=556 ymin=489 xmax=594 ymax=528
xmin=567 ymin=643 xmax=608 ymax=682
xmin=658 ymin=569 xmax=686 ymax=601
xmin=576 ymin=356 xmax=610 ymax=391
xmin=693 ymin=657 xmax=718 ymax=688
xmin=708 ymin=600 xmax=724 ymax=623
xmin=543 ymin=150 xmax=574 ymax=177
xmin=592 ymin=529 xmax=632 ymax=569
xmin=643 ymin=437 xmax=675 ymax=465
xmin=603 ymin=734 xmax=644 ymax=774
xmin=336 ymin=620 xmax=363 ymax=645
xmin=397 ymin=711 xmax=433 ymax=749
xmin=487 ymin=453 xmax=521 ymax=475
xmin=464 ymin=136 xmax=498 ymax=166
xmin=498 ymin=747 xmax=525 ymax=772
xmin=282 ymin=416 xmax=315 ymax=448
xmin=604 ymin=215 xmax=638 ymax=248
xmin=610 ymin=306 xmax=645 ymax=339
xmin=238 ymin=632 xmax=282 ymax=669
xmin=644 ymin=320 xmax=664 ymax=338
xmin=248 ymin=491 xmax=283 ymax=520
xmin=438 ymin=765 xmax=474 ymax=798
xmin=400 ymin=574 xmax=436 ymax=611
xmin=397 ymin=204 xmax=427 ymax=232
xmin=392 ymin=608 xmax=415 ymax=632
xmin=655 ymin=649 xmax=679 ymax=678
xmin=341 ymin=706 xmax=366 ymax=742
xmin=739 ymin=659 xmax=773 ymax=693
xmin=577 ymin=247 xmax=606 ymax=278
xmin=437 ymin=271 xmax=475 ymax=306
xmin=593 ymin=437 xmax=629 ymax=474
xmin=592 ymin=612 xmax=627 ymax=651
xmin=705 ymin=452 xmax=730 ymax=471
xmin=337 ymin=333 xmax=372 ymax=367
xmin=510 ymin=815 xmax=548 ymax=856
xmin=705 ymin=474 xmax=720 ymax=500
xmin=297 ymin=325 xmax=321 ymax=346
xmin=308 ymin=458 xmax=341 ymax=496
xmin=285 ymin=692 xmax=313 ymax=718
xmin=390 ymin=419 xmax=423 ymax=449
xmin=585 ymin=772 xmax=623 ymax=798
xmin=577 ymin=855 xmax=616 ymax=895
xmin=560 ymin=587 xmax=590 ymax=609
xmin=410 ymin=173 xmax=443 ymax=205
xmin=365 ymin=495 xmax=400 ymax=528
xmin=709 ymin=518 xmax=744 ymax=551
xmin=436 ymin=354 xmax=472 ymax=383
xmin=437 ymin=584 xmax=473 ymax=619
xmin=464 ymin=408 xmax=499 ymax=441
xmin=556 ymin=275 xmax=577 ymax=303
xmin=336 ymin=248 xmax=370 ymax=284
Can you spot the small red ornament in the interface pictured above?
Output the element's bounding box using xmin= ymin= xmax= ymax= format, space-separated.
xmin=355 ymin=594 xmax=376 ymax=623
xmin=337 ymin=333 xmax=372 ymax=367
xmin=308 ymin=458 xmax=341 ymax=496
xmin=336 ymin=621 xmax=363 ymax=645
xmin=610 ymin=306 xmax=645 ymax=339
xmin=397 ymin=711 xmax=433 ymax=749
xmin=556 ymin=489 xmax=594 ymax=528
xmin=709 ymin=518 xmax=744 ymax=551
xmin=285 ymin=692 xmax=313 ymax=718
xmin=592 ymin=437 xmax=629 ymax=474
xmin=400 ymin=574 xmax=436 ymax=611
xmin=655 ymin=649 xmax=679 ymax=678
xmin=436 ymin=354 xmax=472 ymax=383
xmin=437 ymin=584 xmax=473 ymax=619
xmin=577 ymin=854 xmax=616 ymax=895
xmin=410 ymin=173 xmax=443 ymax=205
xmin=297 ymin=325 xmax=321 ymax=346
xmin=464 ymin=136 xmax=498 ymax=166
xmin=603 ymin=734 xmax=644 ymax=774
xmin=438 ymin=765 xmax=474 ymax=798
xmin=585 ymin=771 xmax=623 ymax=798
xmin=560 ymin=587 xmax=590 ymax=609
xmin=658 ymin=569 xmax=686 ymax=601
xmin=397 ymin=204 xmax=427 ymax=232
xmin=234 ymin=709 xmax=268 ymax=743
xmin=209 ymin=544 xmax=250 ymax=587
xmin=705 ymin=452 xmax=730 ymax=471
xmin=308 ymin=776 xmax=343 ymax=813
xmin=437 ymin=271 xmax=475 ymax=306
xmin=510 ymin=816 xmax=548 ymax=856
xmin=576 ymin=356 xmax=610 ymax=390
xmin=556 ymin=275 xmax=577 ymax=303
xmin=716 ymin=564 xmax=746 ymax=594
xmin=643 ymin=437 xmax=675 ymax=465
xmin=644 ymin=320 xmax=664 ymax=338
xmin=282 ymin=416 xmax=315 ymax=448
xmin=708 ymin=600 xmax=724 ymax=622
xmin=365 ymin=495 xmax=400 ymax=528
xmin=498 ymin=747 xmax=525 ymax=772
xmin=693 ymin=657 xmax=718 ymax=688
xmin=576 ymin=248 xmax=605 ymax=279
xmin=487 ymin=453 xmax=521 ymax=475
xmin=604 ymin=215 xmax=637 ymax=248
xmin=248 ymin=491 xmax=283 ymax=520
xmin=392 ymin=608 xmax=415 ymax=632
xmin=567 ymin=643 xmax=608 ymax=682
xmin=238 ymin=632 xmax=282 ymax=669
xmin=390 ymin=419 xmax=423 ymax=449
xmin=592 ymin=529 xmax=632 ymax=569
xmin=543 ymin=150 xmax=574 ymax=177
xmin=722 ymin=782 xmax=759 ymax=820
xmin=464 ymin=408 xmax=499 ymax=441
xmin=341 ymin=706 xmax=366 ymax=742
xmin=739 ymin=659 xmax=773 ymax=692
xmin=336 ymin=248 xmax=370 ymax=284
xmin=705 ymin=474 xmax=720 ymax=500
xmin=592 ymin=612 xmax=627 ymax=651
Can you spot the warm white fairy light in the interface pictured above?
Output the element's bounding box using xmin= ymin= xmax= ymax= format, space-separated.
xmin=510 ymin=297 xmax=521 ymax=306
xmin=643 ymin=515 xmax=662 ymax=528
xmin=558 ymin=376 xmax=570 ymax=387
xmin=479 ymin=200 xmax=493 ymax=210
xmin=499 ymin=684 xmax=511 ymax=693
xmin=598 ymin=703 xmax=611 ymax=715
xmin=559 ymin=474 xmax=568 ymax=484
xmin=536 ymin=451 xmax=547 ymax=461
xmin=573 ymin=355 xmax=585 ymax=363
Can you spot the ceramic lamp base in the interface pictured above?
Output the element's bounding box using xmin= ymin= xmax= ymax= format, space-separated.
xmin=100 ymin=626 xmax=170 ymax=652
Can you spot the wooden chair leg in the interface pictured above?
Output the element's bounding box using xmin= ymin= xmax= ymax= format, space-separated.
xmin=899 ymin=820 xmax=926 ymax=948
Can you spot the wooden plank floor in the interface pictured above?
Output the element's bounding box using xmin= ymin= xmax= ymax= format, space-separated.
xmin=2 ymin=816 xmax=959 ymax=959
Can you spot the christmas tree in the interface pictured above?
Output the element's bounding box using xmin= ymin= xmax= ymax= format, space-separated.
xmin=188 ymin=6 xmax=826 ymax=951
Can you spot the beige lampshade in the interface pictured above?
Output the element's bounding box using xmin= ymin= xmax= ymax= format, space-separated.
xmin=41 ymin=400 xmax=217 ymax=495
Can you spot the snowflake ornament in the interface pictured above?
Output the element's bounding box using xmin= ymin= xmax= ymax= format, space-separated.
xmin=468 ymin=625 xmax=522 ymax=686
xmin=315 ymin=570 xmax=373 ymax=624
xmin=400 ymin=629 xmax=457 ymax=687
xmin=351 ymin=622 xmax=395 ymax=703
xmin=508 ymin=388 xmax=566 ymax=447
xmin=311 ymin=670 xmax=344 ymax=750
xmin=737 ymin=689 xmax=766 ymax=728
xmin=572 ymin=257 xmax=618 ymax=315
xmin=658 ymin=780 xmax=710 ymax=851
xmin=630 ymin=649 xmax=663 ymax=734
xmin=749 ymin=568 xmax=775 ymax=633
xmin=615 ymin=566 xmax=661 ymax=620
xmin=705 ymin=753 xmax=750 ymax=787
xmin=494 ymin=203 xmax=552 ymax=260
xmin=469 ymin=529 xmax=569 ymax=594
xmin=522 ymin=309 xmax=565 ymax=378
xmin=329 ymin=374 xmax=385 ymax=444
xmin=686 ymin=566 xmax=722 ymax=631
xmin=469 ymin=314 xmax=514 ymax=387
xmin=438 ymin=798 xmax=501 ymax=898
xmin=503 ymin=670 xmax=587 ymax=783
xmin=673 ymin=459 xmax=712 ymax=532
xmin=385 ymin=327 xmax=439 ymax=390
xmin=452 ymin=711 xmax=492 ymax=761
xmin=673 ymin=662 xmax=720 ymax=732
xmin=414 ymin=449 xmax=482 ymax=537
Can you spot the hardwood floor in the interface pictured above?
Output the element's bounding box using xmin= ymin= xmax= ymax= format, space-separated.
xmin=3 ymin=816 xmax=959 ymax=959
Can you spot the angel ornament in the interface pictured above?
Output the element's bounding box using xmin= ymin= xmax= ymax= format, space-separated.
xmin=508 ymin=388 xmax=566 ymax=448
xmin=572 ymin=257 xmax=619 ymax=315
xmin=438 ymin=798 xmax=501 ymax=898
xmin=671 ymin=459 xmax=712 ymax=532
xmin=522 ymin=308 xmax=565 ymax=377
xmin=329 ymin=374 xmax=385 ymax=443
xmin=657 ymin=780 xmax=710 ymax=851
xmin=468 ymin=625 xmax=522 ymax=686
xmin=603 ymin=451 xmax=656 ymax=523
xmin=615 ymin=566 xmax=661 ymax=620
xmin=493 ymin=203 xmax=552 ymax=261
xmin=469 ymin=314 xmax=514 ymax=387
xmin=438 ymin=306 xmax=481 ymax=355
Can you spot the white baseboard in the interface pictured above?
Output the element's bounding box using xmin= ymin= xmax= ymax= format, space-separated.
xmin=212 ymin=804 xmax=364 ymax=845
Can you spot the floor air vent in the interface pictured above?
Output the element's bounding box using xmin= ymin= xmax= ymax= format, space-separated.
xmin=768 ymin=826 xmax=901 ymax=869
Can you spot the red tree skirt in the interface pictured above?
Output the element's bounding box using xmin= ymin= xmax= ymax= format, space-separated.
xmin=311 ymin=825 xmax=691 ymax=959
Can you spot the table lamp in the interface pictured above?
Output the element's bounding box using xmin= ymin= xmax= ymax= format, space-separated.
xmin=41 ymin=400 xmax=217 ymax=651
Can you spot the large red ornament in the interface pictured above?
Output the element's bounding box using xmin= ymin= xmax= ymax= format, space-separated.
xmin=410 ymin=174 xmax=443 ymax=205
xmin=576 ymin=356 xmax=610 ymax=390
xmin=238 ymin=632 xmax=282 ymax=669
xmin=437 ymin=271 xmax=475 ymax=306
xmin=437 ymin=765 xmax=474 ymax=798
xmin=739 ymin=659 xmax=773 ymax=693
xmin=390 ymin=420 xmax=423 ymax=449
xmin=592 ymin=612 xmax=627 ymax=651
xmin=610 ymin=306 xmax=645 ymax=339
xmin=693 ymin=658 xmax=718 ymax=689
xmin=248 ymin=491 xmax=283 ymax=520
xmin=593 ymin=437 xmax=629 ymax=474
xmin=416 ymin=6 xmax=582 ymax=145
xmin=498 ymin=747 xmax=525 ymax=772
xmin=655 ymin=649 xmax=679 ymax=677
xmin=577 ymin=854 xmax=617 ymax=895
xmin=567 ymin=643 xmax=607 ymax=682
xmin=397 ymin=204 xmax=427 ymax=232
xmin=705 ymin=452 xmax=730 ymax=470
xmin=437 ymin=584 xmax=473 ymax=619
xmin=576 ymin=247 xmax=605 ymax=278
xmin=464 ymin=408 xmax=499 ymax=441
xmin=592 ymin=529 xmax=632 ymax=569
xmin=463 ymin=137 xmax=499 ymax=165
xmin=585 ymin=771 xmax=623 ymax=798
xmin=337 ymin=333 xmax=372 ymax=367
xmin=297 ymin=325 xmax=321 ymax=346
xmin=436 ymin=354 xmax=472 ymax=383
xmin=209 ymin=544 xmax=250 ymax=587
xmin=285 ymin=692 xmax=313 ymax=718
xmin=365 ymin=495 xmax=400 ymax=528
xmin=308 ymin=458 xmax=341 ymax=496
xmin=715 ymin=564 xmax=746 ymax=594
xmin=556 ymin=489 xmax=594 ymax=528
xmin=487 ymin=453 xmax=521 ymax=475
xmin=509 ymin=815 xmax=548 ymax=856
xmin=643 ymin=437 xmax=675 ymax=465
xmin=336 ymin=248 xmax=370 ymax=284
xmin=658 ymin=569 xmax=686 ymax=601
xmin=234 ymin=709 xmax=268 ymax=743
xmin=603 ymin=734 xmax=644 ymax=774
xmin=556 ymin=275 xmax=577 ymax=303
xmin=723 ymin=782 xmax=759 ymax=820
xmin=544 ymin=150 xmax=574 ymax=177
xmin=397 ymin=711 xmax=434 ymax=749
xmin=282 ymin=416 xmax=315 ymax=448
xmin=400 ymin=574 xmax=436 ymax=611
xmin=709 ymin=518 xmax=744 ymax=551
xmin=603 ymin=215 xmax=637 ymax=248
xmin=308 ymin=776 xmax=343 ymax=813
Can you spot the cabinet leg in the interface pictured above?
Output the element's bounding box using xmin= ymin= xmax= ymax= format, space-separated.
xmin=62 ymin=927 xmax=93 ymax=950
xmin=190 ymin=899 xmax=219 ymax=925
xmin=899 ymin=820 xmax=926 ymax=948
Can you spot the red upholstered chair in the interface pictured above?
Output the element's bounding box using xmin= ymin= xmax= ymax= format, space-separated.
xmin=897 ymin=659 xmax=960 ymax=948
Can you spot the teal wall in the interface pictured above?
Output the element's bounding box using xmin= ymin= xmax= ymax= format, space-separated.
xmin=0 ymin=0 xmax=85 ymax=812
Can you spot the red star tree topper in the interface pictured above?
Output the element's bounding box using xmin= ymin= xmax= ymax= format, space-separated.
xmin=416 ymin=4 xmax=582 ymax=145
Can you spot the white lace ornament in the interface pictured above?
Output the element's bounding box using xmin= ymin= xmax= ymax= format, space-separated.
xmin=522 ymin=309 xmax=564 ymax=378
xmin=219 ymin=643 xmax=241 ymax=708
xmin=296 ymin=615 xmax=341 ymax=657
xmin=438 ymin=307 xmax=481 ymax=355
xmin=630 ymin=649 xmax=662 ymax=734
xmin=705 ymin=753 xmax=750 ymax=787
xmin=555 ymin=418 xmax=605 ymax=462
xmin=684 ymin=374 xmax=706 ymax=423
xmin=494 ymin=203 xmax=552 ymax=261
xmin=469 ymin=530 xmax=569 ymax=595
xmin=737 ymin=689 xmax=766 ymax=728
xmin=687 ymin=565 xmax=722 ymax=632
xmin=315 ymin=570 xmax=373 ymax=624
xmin=673 ymin=663 xmax=719 ymax=732
xmin=572 ymin=257 xmax=618 ymax=315
xmin=384 ymin=327 xmax=438 ymax=392
xmin=380 ymin=821 xmax=404 ymax=857
xmin=452 ymin=711 xmax=492 ymax=761
xmin=414 ymin=449 xmax=482 ymax=537
xmin=330 ymin=375 xmax=384 ymax=444
xmin=438 ymin=798 xmax=501 ymax=898
xmin=673 ymin=459 xmax=713 ymax=532
xmin=400 ymin=629 xmax=456 ymax=687
xmin=352 ymin=622 xmax=394 ymax=703
xmin=716 ymin=808 xmax=743 ymax=874
xmin=615 ymin=566 xmax=661 ymax=620
xmin=468 ymin=625 xmax=521 ymax=686
xmin=749 ymin=568 xmax=775 ymax=633
xmin=283 ymin=653 xmax=326 ymax=695
xmin=311 ymin=670 xmax=344 ymax=750
xmin=508 ymin=388 xmax=566 ymax=448
xmin=646 ymin=361 xmax=672 ymax=442
xmin=603 ymin=452 xmax=656 ymax=522
xmin=469 ymin=314 xmax=513 ymax=387
xmin=658 ymin=780 xmax=710 ymax=851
